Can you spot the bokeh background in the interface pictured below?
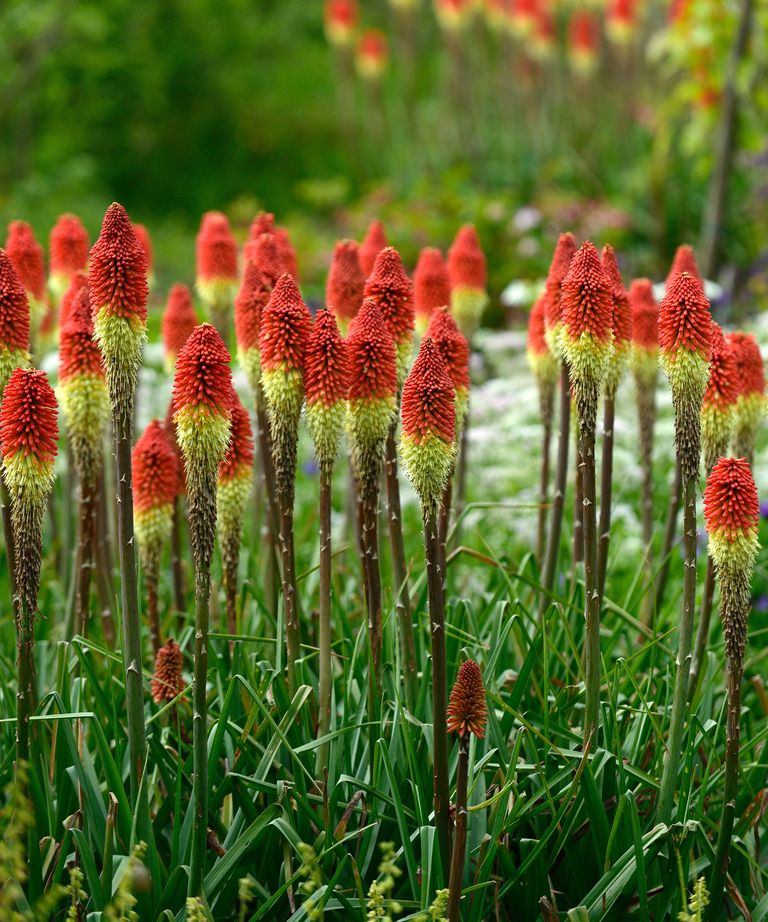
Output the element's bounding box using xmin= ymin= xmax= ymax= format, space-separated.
xmin=1 ymin=0 xmax=766 ymax=314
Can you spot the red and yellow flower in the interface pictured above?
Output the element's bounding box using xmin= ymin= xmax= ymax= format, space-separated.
xmin=727 ymin=331 xmax=765 ymax=459
xmin=448 ymin=225 xmax=488 ymax=338
xmin=234 ymin=260 xmax=269 ymax=394
xmin=217 ymin=389 xmax=254 ymax=563
xmin=629 ymin=278 xmax=658 ymax=384
xmin=414 ymin=247 xmax=451 ymax=336
xmin=427 ymin=307 xmax=470 ymax=433
xmin=543 ymin=232 xmax=576 ymax=353
xmin=359 ymin=220 xmax=387 ymax=278
xmin=162 ymin=283 xmax=198 ymax=373
xmin=49 ymin=213 xmax=89 ymax=306
xmin=447 ymin=659 xmax=487 ymax=739
xmin=0 ymin=250 xmax=31 ymax=396
xmin=601 ymin=245 xmax=632 ymax=397
xmin=6 ymin=222 xmax=47 ymax=332
xmin=326 ymin=240 xmax=365 ymax=334
xmin=133 ymin=419 xmax=179 ymax=576
xmin=701 ymin=324 xmax=738 ymax=472
xmin=364 ymin=246 xmax=415 ymax=384
xmin=324 ymin=0 xmax=358 ymax=47
xmin=305 ymin=308 xmax=350 ymax=469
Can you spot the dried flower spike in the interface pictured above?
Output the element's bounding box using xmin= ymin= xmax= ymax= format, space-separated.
xmin=162 ymin=283 xmax=198 ymax=373
xmin=427 ymin=307 xmax=470 ymax=433
xmin=0 ymin=250 xmax=31 ymax=396
xmin=728 ymin=332 xmax=765 ymax=460
xmin=364 ymin=246 xmax=415 ymax=384
xmin=448 ymin=225 xmax=488 ymax=338
xmin=89 ymin=203 xmax=149 ymax=422
xmin=701 ymin=324 xmax=738 ymax=473
xmin=400 ymin=338 xmax=456 ymax=513
xmin=543 ymin=232 xmax=577 ymax=353
xmin=49 ymin=214 xmax=89 ymax=305
xmin=359 ymin=220 xmax=387 ymax=278
xmin=447 ymin=660 xmax=487 ymax=739
xmin=305 ymin=309 xmax=350 ymax=469
xmin=414 ymin=247 xmax=451 ymax=336
xmin=151 ymin=638 xmax=185 ymax=704
xmin=326 ymin=240 xmax=365 ymax=334
xmin=6 ymin=222 xmax=47 ymax=331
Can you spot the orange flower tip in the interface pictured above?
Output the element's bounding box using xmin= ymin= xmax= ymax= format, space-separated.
xmin=326 ymin=240 xmax=365 ymax=328
xmin=196 ymin=211 xmax=238 ymax=287
xmin=59 ymin=281 xmax=104 ymax=380
xmin=364 ymin=246 xmax=415 ymax=346
xmin=359 ymin=219 xmax=387 ymax=277
xmin=219 ymin=391 xmax=254 ymax=480
xmin=89 ymin=202 xmax=149 ymax=323
xmin=151 ymin=638 xmax=185 ymax=704
xmin=346 ymin=298 xmax=398 ymax=401
xmin=324 ymin=0 xmax=358 ymax=47
xmin=544 ymin=232 xmax=577 ymax=337
xmin=658 ymin=271 xmax=712 ymax=362
xmin=248 ymin=212 xmax=275 ymax=241
xmin=173 ymin=323 xmax=233 ymax=416
xmin=5 ymin=221 xmax=46 ymax=303
xmin=49 ymin=214 xmax=89 ymax=290
xmin=414 ymin=247 xmax=451 ymax=328
xmin=243 ymin=233 xmax=283 ymax=291
xmin=305 ymin=309 xmax=350 ymax=407
xmin=274 ymin=227 xmax=298 ymax=280
xmin=162 ymin=283 xmax=198 ymax=366
xmin=1 ymin=368 xmax=58 ymax=505
xmin=356 ymin=29 xmax=388 ymax=80
xmin=728 ymin=332 xmax=765 ymax=399
xmin=133 ymin=223 xmax=153 ymax=274
xmin=447 ymin=659 xmax=488 ymax=739
xmin=133 ymin=420 xmax=179 ymax=512
xmin=704 ymin=457 xmax=759 ymax=571
xmin=426 ymin=307 xmax=470 ymax=394
xmin=448 ymin=224 xmax=487 ymax=291
xmin=629 ymin=278 xmax=658 ymax=351
xmin=0 ymin=248 xmax=31 ymax=357
xmin=258 ymin=273 xmax=312 ymax=373
xmin=666 ymin=244 xmax=702 ymax=288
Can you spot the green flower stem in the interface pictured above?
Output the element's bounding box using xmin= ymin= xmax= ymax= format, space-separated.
xmin=706 ymin=661 xmax=743 ymax=920
xmin=279 ymin=498 xmax=300 ymax=693
xmin=689 ymin=557 xmax=716 ymax=702
xmin=423 ymin=503 xmax=451 ymax=879
xmin=656 ymin=474 xmax=698 ymax=825
xmin=1 ymin=479 xmax=18 ymax=603
xmin=656 ymin=460 xmax=682 ymax=613
xmin=537 ymin=413 xmax=553 ymax=568
xmin=447 ymin=734 xmax=470 ymax=922
xmin=637 ymin=385 xmax=656 ymax=627
xmin=189 ymin=564 xmax=212 ymax=896
xmin=581 ymin=419 xmax=601 ymax=744
xmin=256 ymin=402 xmax=281 ymax=623
xmin=541 ymin=363 xmax=570 ymax=610
xmin=147 ymin=563 xmax=161 ymax=656
xmin=316 ymin=462 xmax=333 ymax=780
xmin=384 ymin=425 xmax=417 ymax=709
xmin=596 ymin=395 xmax=615 ymax=601
xmin=74 ymin=469 xmax=99 ymax=636
xmin=573 ymin=434 xmax=584 ymax=567
xmin=171 ymin=496 xmax=186 ymax=620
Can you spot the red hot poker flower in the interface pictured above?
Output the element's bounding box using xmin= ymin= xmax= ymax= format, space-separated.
xmin=704 ymin=457 xmax=759 ymax=544
xmin=151 ymin=638 xmax=185 ymax=703
xmin=89 ymin=203 xmax=149 ymax=323
xmin=427 ymin=308 xmax=470 ymax=395
xmin=234 ymin=261 xmax=269 ymax=352
xmin=0 ymin=368 xmax=58 ymax=469
xmin=629 ymin=279 xmax=658 ymax=350
xmin=133 ymin=420 xmax=179 ymax=513
xmin=49 ymin=214 xmax=89 ymax=278
xmin=324 ymin=0 xmax=358 ymax=46
xmin=527 ymin=294 xmax=549 ymax=358
xmin=356 ymin=29 xmax=388 ymax=80
xmin=248 ymin=212 xmax=275 ymax=241
xmin=173 ymin=323 xmax=233 ymax=417
xmin=543 ymin=232 xmax=577 ymax=340
xmin=364 ymin=246 xmax=415 ymax=379
xmin=274 ymin=227 xmax=298 ymax=280
xmin=0 ymin=249 xmax=31 ymax=354
xmin=359 ymin=220 xmax=387 ymax=278
xmin=305 ymin=308 xmax=350 ymax=408
xmin=6 ymin=222 xmax=46 ymax=303
xmin=59 ymin=283 xmax=104 ymax=381
xmin=59 ymin=272 xmax=90 ymax=328
xmin=196 ymin=212 xmax=238 ymax=283
xmin=447 ymin=659 xmax=488 ymax=739
xmin=133 ymin=224 xmax=153 ymax=276
xmin=560 ymin=241 xmax=613 ymax=344
xmin=347 ymin=298 xmax=398 ymax=402
xmin=448 ymin=225 xmax=487 ymax=290
xmin=414 ymin=247 xmax=451 ymax=332
xmin=666 ymin=244 xmax=702 ymax=289
xmin=658 ymin=272 xmax=712 ymax=360
xmin=258 ymin=274 xmax=312 ymax=374
xmin=219 ymin=391 xmax=254 ymax=481
xmin=243 ymin=233 xmax=282 ymax=290
xmin=704 ymin=324 xmax=738 ymax=413
xmin=401 ymin=337 xmax=456 ymax=445
xmin=326 ymin=240 xmax=365 ymax=330
xmin=728 ymin=332 xmax=765 ymax=398
xmin=162 ymin=283 xmax=198 ymax=368
xmin=601 ymin=245 xmax=632 ymax=347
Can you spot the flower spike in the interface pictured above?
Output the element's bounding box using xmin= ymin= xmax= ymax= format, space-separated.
xmin=414 ymin=247 xmax=451 ymax=336
xmin=162 ymin=283 xmax=198 ymax=373
xmin=6 ymin=222 xmax=47 ymax=331
xmin=359 ymin=219 xmax=387 ymax=278
xmin=49 ymin=214 xmax=89 ymax=305
xmin=89 ymin=203 xmax=149 ymax=423
xmin=447 ymin=659 xmax=488 ymax=739
xmin=727 ymin=332 xmax=765 ymax=460
xmin=234 ymin=261 xmax=269 ymax=394
xmin=448 ymin=225 xmax=488 ymax=338
xmin=151 ymin=638 xmax=185 ymax=704
xmin=428 ymin=307 xmax=470 ymax=433
xmin=400 ymin=337 xmax=456 ymax=514
xmin=305 ymin=309 xmax=350 ymax=470
xmin=326 ymin=240 xmax=365 ymax=334
xmin=364 ymin=246 xmax=415 ymax=384
xmin=601 ymin=245 xmax=632 ymax=397
xmin=666 ymin=243 xmax=702 ymax=288
xmin=248 ymin=212 xmax=275 ymax=240
xmin=0 ymin=249 xmax=31 ymax=396
xmin=701 ymin=324 xmax=738 ymax=473
xmin=133 ymin=420 xmax=178 ymax=578
xmin=274 ymin=227 xmax=298 ymax=280
xmin=324 ymin=0 xmax=358 ymax=46
xmin=527 ymin=294 xmax=557 ymax=403
xmin=195 ymin=211 xmax=238 ymax=339
xmin=543 ymin=232 xmax=577 ymax=352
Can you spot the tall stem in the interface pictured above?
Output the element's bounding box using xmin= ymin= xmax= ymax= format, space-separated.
xmin=1 ymin=480 xmax=18 ymax=603
xmin=581 ymin=421 xmax=601 ymax=744
xmin=637 ymin=383 xmax=656 ymax=627
xmin=656 ymin=460 xmax=682 ymax=612
xmin=256 ymin=403 xmax=281 ymax=620
xmin=279 ymin=499 xmax=299 ymax=693
xmin=189 ymin=566 xmax=211 ymax=896
xmin=656 ymin=474 xmax=697 ymax=824
xmin=147 ymin=566 xmax=161 ymax=657
xmin=452 ymin=409 xmax=470 ymax=549
xmin=171 ymin=496 xmax=186 ymax=618
xmin=541 ymin=364 xmax=570 ymax=607
xmin=596 ymin=396 xmax=615 ymax=601
xmin=424 ymin=504 xmax=451 ymax=878
xmin=706 ymin=662 xmax=742 ymax=920
xmin=384 ymin=426 xmax=417 ymax=707
xmin=438 ymin=476 xmax=453 ymax=594
xmin=114 ymin=415 xmax=146 ymax=800
xmin=447 ymin=735 xmax=470 ymax=922
xmin=316 ymin=463 xmax=333 ymax=779
xmin=689 ymin=556 xmax=716 ymax=702
xmin=16 ymin=596 xmax=35 ymax=768
xmin=536 ymin=418 xmax=552 ymax=567
xmin=573 ymin=433 xmax=584 ymax=567
xmin=359 ymin=486 xmax=383 ymax=699
xmin=74 ymin=470 xmax=98 ymax=636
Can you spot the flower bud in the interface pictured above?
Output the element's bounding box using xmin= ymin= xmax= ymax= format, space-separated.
xmin=326 ymin=240 xmax=365 ymax=334
xmin=447 ymin=659 xmax=487 ymax=739
xmin=414 ymin=248 xmax=450 ymax=336
xmin=162 ymin=283 xmax=198 ymax=373
xmin=364 ymin=246 xmax=415 ymax=385
xmin=701 ymin=324 xmax=738 ymax=473
xmin=49 ymin=214 xmax=89 ymax=305
xmin=305 ymin=309 xmax=350 ymax=469
xmin=0 ymin=250 xmax=31 ymax=397
xmin=427 ymin=307 xmax=470 ymax=433
xmin=151 ymin=638 xmax=185 ymax=703
xmin=448 ymin=225 xmax=488 ymax=338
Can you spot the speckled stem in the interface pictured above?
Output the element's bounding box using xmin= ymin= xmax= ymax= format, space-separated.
xmin=541 ymin=364 xmax=571 ymax=610
xmin=447 ymin=734 xmax=470 ymax=922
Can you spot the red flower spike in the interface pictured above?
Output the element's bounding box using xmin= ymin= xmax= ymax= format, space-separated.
xmin=133 ymin=224 xmax=153 ymax=275
xmin=728 ymin=332 xmax=765 ymax=398
xmin=248 ymin=212 xmax=275 ymax=241
xmin=162 ymin=284 xmax=198 ymax=364
xmin=356 ymin=29 xmax=388 ymax=80
xmin=703 ymin=324 xmax=738 ymax=412
xmin=326 ymin=240 xmax=365 ymax=327
xmin=151 ymin=638 xmax=185 ymax=703
xmin=401 ymin=338 xmax=456 ymax=445
xmin=6 ymin=222 xmax=46 ymax=302
xmin=0 ymin=368 xmax=58 ymax=465
xmin=544 ymin=232 xmax=577 ymax=335
xmin=427 ymin=308 xmax=470 ymax=392
xmin=569 ymin=11 xmax=598 ymax=71
xmin=258 ymin=274 xmax=312 ymax=373
xmin=196 ymin=211 xmax=238 ymax=283
xmin=49 ymin=214 xmax=89 ymax=277
xmin=59 ymin=283 xmax=104 ymax=380
xmin=359 ymin=220 xmax=387 ymax=278
xmin=88 ymin=203 xmax=149 ymax=322
xmin=59 ymin=273 xmax=90 ymax=328
xmin=133 ymin=420 xmax=179 ymax=512
xmin=527 ymin=295 xmax=549 ymax=357
xmin=234 ymin=261 xmax=269 ymax=352
xmin=658 ymin=272 xmax=712 ymax=359
xmin=629 ymin=279 xmax=658 ymax=349
xmin=447 ymin=659 xmax=488 ymax=739
xmin=219 ymin=391 xmax=254 ymax=479
xmin=447 ymin=225 xmax=487 ymax=290
xmin=243 ymin=233 xmax=282 ymax=291
xmin=414 ymin=248 xmax=451 ymax=325
xmin=666 ymin=244 xmax=702 ymax=288
xmin=601 ymin=245 xmax=632 ymax=346
xmin=324 ymin=0 xmax=358 ymax=46
xmin=560 ymin=241 xmax=613 ymax=343
xmin=172 ymin=323 xmax=233 ymax=416
xmin=0 ymin=249 xmax=31 ymax=352
xmin=346 ymin=298 xmax=397 ymax=401
xmin=305 ymin=308 xmax=350 ymax=407
xmin=703 ymin=457 xmax=759 ymax=541
xmin=274 ymin=227 xmax=298 ymax=280
xmin=363 ymin=246 xmax=415 ymax=344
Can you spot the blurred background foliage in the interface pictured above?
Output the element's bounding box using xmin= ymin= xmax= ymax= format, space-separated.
xmin=0 ymin=0 xmax=766 ymax=307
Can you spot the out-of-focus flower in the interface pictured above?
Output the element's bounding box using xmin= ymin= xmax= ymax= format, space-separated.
xmin=133 ymin=419 xmax=178 ymax=578
xmin=428 ymin=307 xmax=470 ymax=434
xmin=414 ymin=248 xmax=451 ymax=336
xmin=448 ymin=225 xmax=488 ymax=338
xmin=568 ymin=11 xmax=599 ymax=76
xmin=356 ymin=29 xmax=389 ymax=81
xmin=701 ymin=324 xmax=738 ymax=473
xmin=543 ymin=232 xmax=576 ymax=354
xmin=360 ymin=220 xmax=388 ymax=278
xmin=434 ymin=0 xmax=473 ymax=31
xmin=508 ymin=0 xmax=537 ymax=37
xmin=665 ymin=244 xmax=702 ymax=289
xmin=162 ymin=284 xmax=198 ymax=373
xmin=5 ymin=222 xmax=47 ymax=331
xmin=326 ymin=240 xmax=365 ymax=334
xmin=606 ymin=0 xmax=637 ymax=44
xmin=324 ymin=0 xmax=359 ymax=47
xmin=0 ymin=250 xmax=31 ymax=396
xmin=133 ymin=224 xmax=154 ymax=285
xmin=49 ymin=214 xmax=89 ymax=306
xmin=727 ymin=332 xmax=766 ymax=459
xmin=601 ymin=245 xmax=632 ymax=398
